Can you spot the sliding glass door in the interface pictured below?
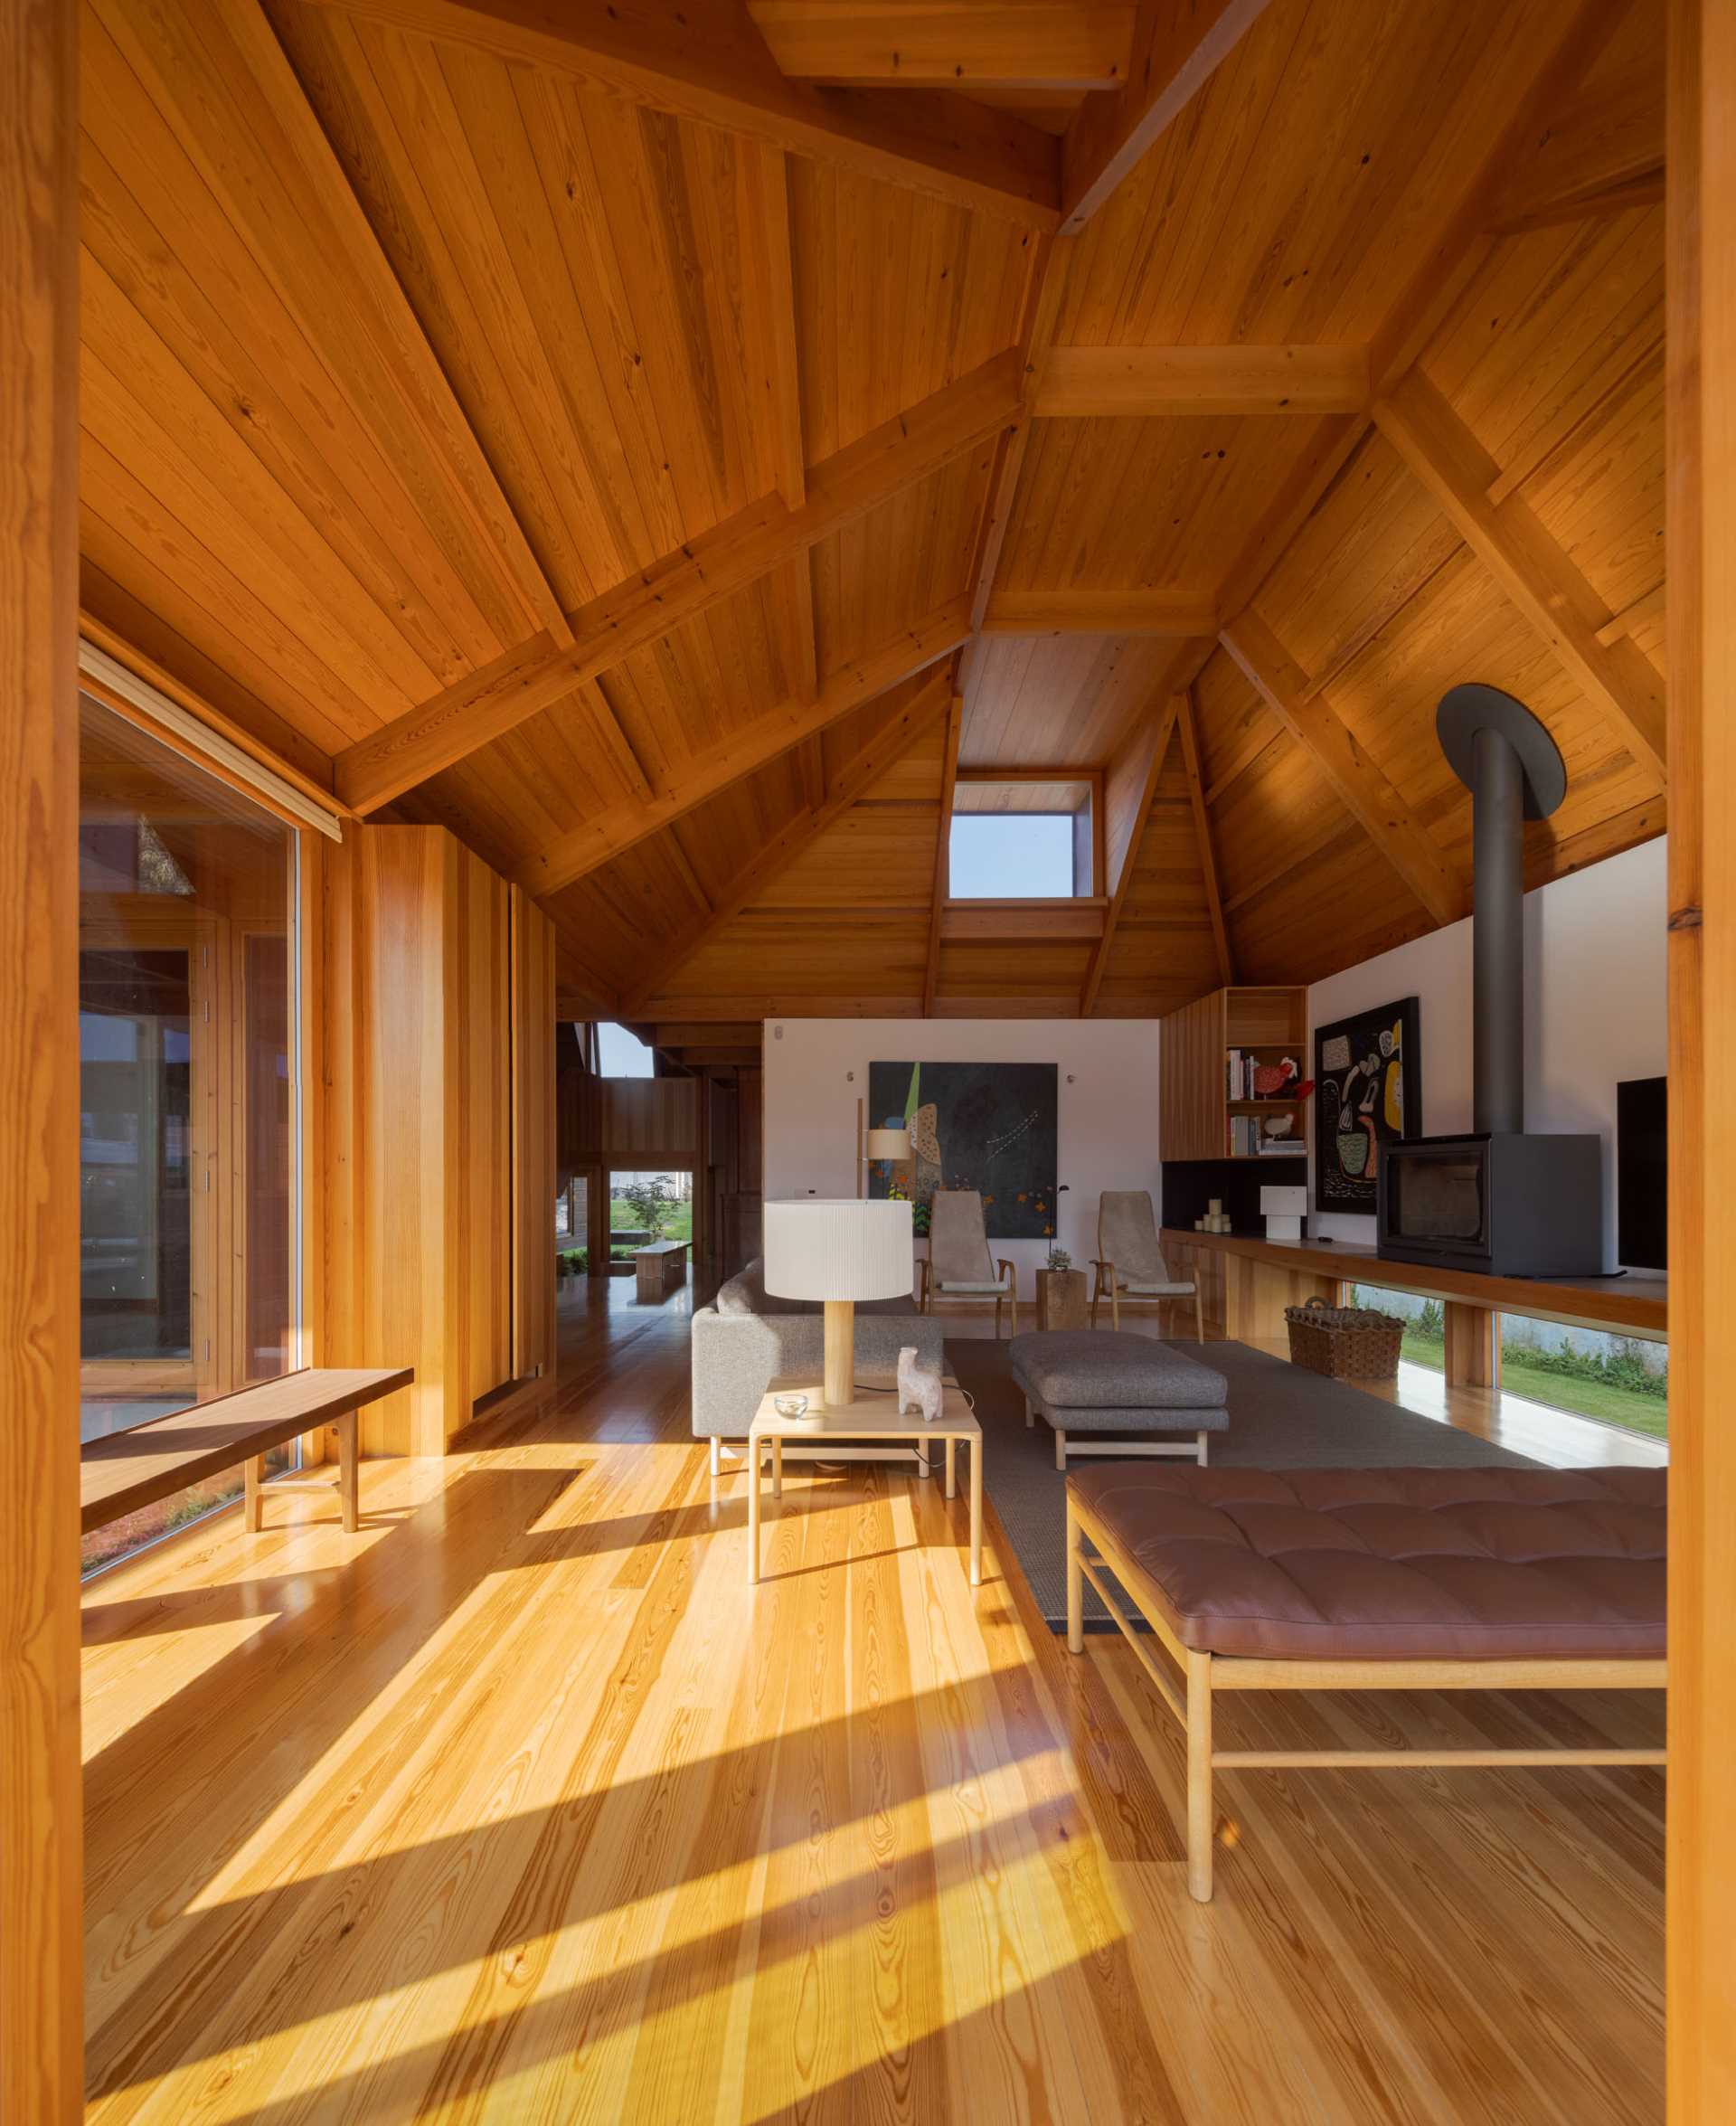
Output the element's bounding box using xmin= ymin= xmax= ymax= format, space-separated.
xmin=78 ymin=694 xmax=299 ymax=1569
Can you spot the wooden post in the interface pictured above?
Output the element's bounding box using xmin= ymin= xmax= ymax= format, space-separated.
xmin=0 ymin=0 xmax=82 ymax=2112
xmin=1667 ymin=1 xmax=1732 ymax=2115
xmin=1442 ymin=1301 xmax=1501 ymax=1389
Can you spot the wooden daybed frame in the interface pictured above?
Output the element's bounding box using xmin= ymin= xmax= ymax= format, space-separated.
xmin=1065 ymin=1488 xmax=1668 ymax=1903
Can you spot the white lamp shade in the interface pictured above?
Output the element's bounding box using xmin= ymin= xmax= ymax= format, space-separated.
xmin=864 ymin=1127 xmax=911 ymax=1160
xmin=763 ymin=1198 xmax=913 ymax=1302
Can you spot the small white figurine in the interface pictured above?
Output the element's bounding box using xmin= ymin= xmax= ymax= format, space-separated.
xmin=897 ymin=1345 xmax=944 ymax=1424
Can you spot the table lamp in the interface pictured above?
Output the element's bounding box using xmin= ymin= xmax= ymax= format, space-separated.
xmin=763 ymin=1198 xmax=913 ymax=1409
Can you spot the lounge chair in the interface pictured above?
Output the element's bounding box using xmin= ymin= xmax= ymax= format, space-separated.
xmin=918 ymin=1188 xmax=1019 ymax=1337
xmin=1091 ymin=1190 xmax=1203 ymax=1338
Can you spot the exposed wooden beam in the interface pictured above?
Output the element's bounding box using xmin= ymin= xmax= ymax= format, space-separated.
xmin=1486 ymin=65 xmax=1664 ymax=235
xmin=1175 ymin=689 xmax=1232 ymax=984
xmin=1365 ymin=0 xmax=1637 ymax=399
xmin=2 ymin=0 xmax=82 ymax=2108
xmin=982 ymin=590 xmax=1220 ymax=636
xmin=336 ymin=353 xmax=1020 ymax=812
xmin=749 ymin=2 xmax=1135 ymax=89
xmin=1080 ymin=696 xmax=1176 ymax=1016
xmin=518 ymin=596 xmax=973 ymax=899
xmin=964 ymin=231 xmax=1062 ymax=644
xmin=941 ymin=900 xmax=1107 ymax=943
xmin=1597 ymin=581 xmax=1666 ymax=648
xmin=742 ymin=146 xmax=821 ymax=713
xmin=309 ymin=0 xmax=1061 ymax=225
xmin=623 ymin=676 xmax=951 ymax=1011
xmin=1219 ymin=610 xmax=1464 ymax=928
xmin=1034 ymin=344 xmax=1368 ymax=418
xmin=1212 ymin=1 xmax=1644 ymax=662
xmin=1373 ymin=369 xmax=1667 ymax=785
xmin=923 ymin=693 xmax=963 ymax=1014
xmin=1060 ymin=0 xmax=1277 ymax=232
xmin=580 ymin=679 xmax=654 ymax=805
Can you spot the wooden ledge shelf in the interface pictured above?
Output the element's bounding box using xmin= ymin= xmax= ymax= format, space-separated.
xmin=1161 ymin=1228 xmax=1666 ymax=1344
xmin=80 ymin=1366 xmax=413 ymax=1535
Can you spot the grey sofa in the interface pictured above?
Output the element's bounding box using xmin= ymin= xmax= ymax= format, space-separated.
xmin=692 ymin=1258 xmax=945 ymax=1469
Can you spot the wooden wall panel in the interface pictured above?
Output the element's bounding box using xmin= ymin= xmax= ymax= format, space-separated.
xmin=323 ymin=825 xmax=515 ymax=1455
xmin=1157 ymin=988 xmax=1226 ymax=1161
xmin=601 ymin=1078 xmax=700 ymax=1167
xmin=1 ymin=0 xmax=82 ymax=2110
xmin=511 ymin=887 xmax=558 ymax=1379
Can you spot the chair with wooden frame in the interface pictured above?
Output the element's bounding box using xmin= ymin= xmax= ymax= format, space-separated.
xmin=1091 ymin=1190 xmax=1203 ymax=1338
xmin=918 ymin=1188 xmax=1018 ymax=1337
xmin=1065 ymin=1477 xmax=1667 ymax=1903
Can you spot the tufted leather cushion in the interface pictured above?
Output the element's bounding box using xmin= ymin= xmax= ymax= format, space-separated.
xmin=1068 ymin=1464 xmax=1666 ymax=1661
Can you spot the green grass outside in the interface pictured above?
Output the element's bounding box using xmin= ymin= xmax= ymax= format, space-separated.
xmin=609 ymin=1195 xmax=693 ymax=1244
xmin=1398 ymin=1324 xmax=1667 ymax=1441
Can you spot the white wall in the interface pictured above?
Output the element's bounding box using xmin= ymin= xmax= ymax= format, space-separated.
xmin=1307 ymin=836 xmax=1667 ymax=1270
xmin=761 ymin=1016 xmax=1161 ymax=1284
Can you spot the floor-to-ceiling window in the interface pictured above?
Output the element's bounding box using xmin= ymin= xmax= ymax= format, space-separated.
xmin=79 ymin=694 xmax=299 ymax=1571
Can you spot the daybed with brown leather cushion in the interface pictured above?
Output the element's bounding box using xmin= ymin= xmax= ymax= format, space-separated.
xmin=1064 ymin=1464 xmax=1666 ymax=1900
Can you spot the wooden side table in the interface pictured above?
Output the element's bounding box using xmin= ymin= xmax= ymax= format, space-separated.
xmin=1035 ymin=1267 xmax=1089 ymax=1330
xmin=747 ymin=1377 xmax=983 ymax=1586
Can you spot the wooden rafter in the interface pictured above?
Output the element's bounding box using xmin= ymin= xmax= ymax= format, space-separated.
xmin=1219 ymin=610 xmax=1463 ymax=928
xmin=1486 ymin=66 xmax=1663 ymax=235
xmin=1033 ymin=345 xmax=1368 ymax=419
xmin=1373 ymin=370 xmax=1667 ymax=784
xmin=1175 ymin=689 xmax=1231 ymax=985
xmin=308 ymin=0 xmax=1062 ymax=225
xmin=336 ymin=352 xmax=1020 ymax=813
xmin=517 ymin=596 xmax=973 ymax=899
xmin=982 ymin=591 xmax=1219 ymax=636
xmin=623 ymin=673 xmax=952 ymax=1012
xmin=749 ymin=3 xmax=1135 ymax=89
xmin=1080 ymin=695 xmax=1177 ymax=1016
xmin=742 ymin=144 xmax=820 ymax=711
xmin=923 ymin=692 xmax=963 ymax=1014
xmin=1060 ymin=0 xmax=1277 ymax=232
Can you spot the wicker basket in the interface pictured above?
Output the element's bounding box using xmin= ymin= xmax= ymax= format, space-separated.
xmin=1284 ymin=1296 xmax=1404 ymax=1381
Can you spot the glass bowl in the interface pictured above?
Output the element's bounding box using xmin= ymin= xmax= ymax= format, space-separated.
xmin=771 ymin=1392 xmax=809 ymax=1420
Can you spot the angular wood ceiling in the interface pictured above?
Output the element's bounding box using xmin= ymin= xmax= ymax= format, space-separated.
xmin=79 ymin=0 xmax=1666 ymax=1019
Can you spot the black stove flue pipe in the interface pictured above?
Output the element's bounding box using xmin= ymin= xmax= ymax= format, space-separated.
xmin=1436 ymin=686 xmax=1568 ymax=1139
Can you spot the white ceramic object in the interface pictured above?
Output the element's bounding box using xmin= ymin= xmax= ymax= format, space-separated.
xmin=896 ymin=1345 xmax=944 ymax=1424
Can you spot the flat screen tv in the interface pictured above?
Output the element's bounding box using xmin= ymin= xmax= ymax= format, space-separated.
xmin=1617 ymin=1075 xmax=1667 ymax=1271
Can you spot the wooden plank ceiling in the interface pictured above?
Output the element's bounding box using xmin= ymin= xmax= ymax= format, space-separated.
xmin=79 ymin=0 xmax=1666 ymax=1019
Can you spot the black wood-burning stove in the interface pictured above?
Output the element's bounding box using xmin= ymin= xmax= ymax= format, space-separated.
xmin=1376 ymin=685 xmax=1603 ymax=1278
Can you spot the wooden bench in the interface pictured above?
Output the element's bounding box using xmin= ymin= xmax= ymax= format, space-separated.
xmin=1066 ymin=1464 xmax=1666 ymax=1901
xmin=635 ymin=1240 xmax=689 ymax=1303
xmin=80 ymin=1366 xmax=412 ymax=1540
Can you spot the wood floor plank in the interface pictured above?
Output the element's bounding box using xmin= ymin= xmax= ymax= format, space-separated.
xmin=81 ymin=1287 xmax=1665 ymax=2125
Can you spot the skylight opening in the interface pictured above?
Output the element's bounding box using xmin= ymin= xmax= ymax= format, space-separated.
xmin=948 ymin=814 xmax=1075 ymax=900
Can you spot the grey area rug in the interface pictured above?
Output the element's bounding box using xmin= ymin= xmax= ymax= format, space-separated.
xmin=947 ymin=1337 xmax=1537 ymax=1632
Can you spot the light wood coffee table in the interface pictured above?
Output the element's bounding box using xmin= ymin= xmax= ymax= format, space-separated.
xmin=748 ymin=1376 xmax=983 ymax=1587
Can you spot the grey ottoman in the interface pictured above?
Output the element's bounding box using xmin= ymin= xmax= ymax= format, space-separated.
xmin=1009 ymin=1330 xmax=1230 ymax=1471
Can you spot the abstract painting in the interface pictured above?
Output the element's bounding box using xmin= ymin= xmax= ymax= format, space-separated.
xmin=866 ymin=1061 xmax=1058 ymax=1239
xmin=1313 ymin=997 xmax=1421 ymax=1211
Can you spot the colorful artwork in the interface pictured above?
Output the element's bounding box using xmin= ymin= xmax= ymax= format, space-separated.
xmin=866 ymin=1061 xmax=1059 ymax=1239
xmin=1313 ymin=997 xmax=1422 ymax=1211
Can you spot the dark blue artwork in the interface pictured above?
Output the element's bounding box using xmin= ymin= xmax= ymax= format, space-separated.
xmin=866 ymin=1060 xmax=1058 ymax=1239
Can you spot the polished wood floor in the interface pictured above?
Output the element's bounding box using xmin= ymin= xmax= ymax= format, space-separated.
xmin=83 ymin=1281 xmax=1664 ymax=2123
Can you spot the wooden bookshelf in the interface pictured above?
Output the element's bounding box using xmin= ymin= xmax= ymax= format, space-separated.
xmin=1159 ymin=986 xmax=1310 ymax=1162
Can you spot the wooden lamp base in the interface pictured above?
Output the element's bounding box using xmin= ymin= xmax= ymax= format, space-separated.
xmin=821 ymin=1299 xmax=854 ymax=1409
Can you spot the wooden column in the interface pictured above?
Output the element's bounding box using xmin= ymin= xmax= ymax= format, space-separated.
xmin=1442 ymin=1301 xmax=1501 ymax=1390
xmin=0 ymin=0 xmax=83 ymax=2112
xmin=1667 ymin=1 xmax=1731 ymax=2115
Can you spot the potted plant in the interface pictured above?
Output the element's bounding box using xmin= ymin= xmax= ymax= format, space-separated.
xmin=1036 ymin=1243 xmax=1088 ymax=1331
